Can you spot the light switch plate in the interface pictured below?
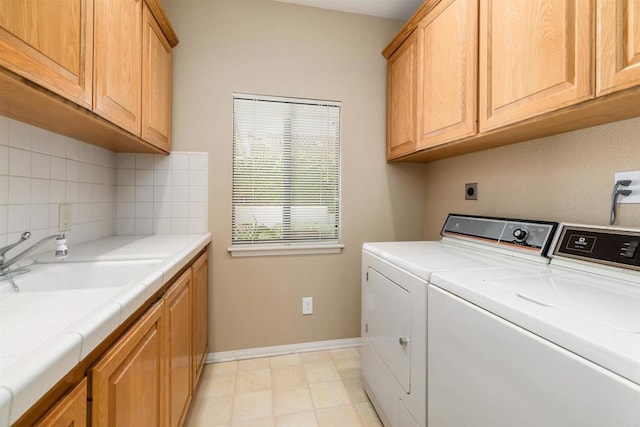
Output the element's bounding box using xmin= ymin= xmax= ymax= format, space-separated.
xmin=614 ymin=171 xmax=640 ymax=204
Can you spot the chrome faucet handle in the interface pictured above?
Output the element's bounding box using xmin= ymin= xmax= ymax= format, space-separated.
xmin=0 ymin=232 xmax=31 ymax=261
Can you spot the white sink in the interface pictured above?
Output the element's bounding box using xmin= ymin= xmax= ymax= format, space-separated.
xmin=0 ymin=259 xmax=163 ymax=293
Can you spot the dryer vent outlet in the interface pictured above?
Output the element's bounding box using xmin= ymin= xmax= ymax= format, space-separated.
xmin=465 ymin=183 xmax=478 ymax=200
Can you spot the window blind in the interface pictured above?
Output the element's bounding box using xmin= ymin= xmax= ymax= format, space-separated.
xmin=232 ymin=94 xmax=341 ymax=246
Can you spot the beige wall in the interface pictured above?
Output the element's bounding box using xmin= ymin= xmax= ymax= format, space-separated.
xmin=163 ymin=0 xmax=428 ymax=351
xmin=423 ymin=117 xmax=640 ymax=239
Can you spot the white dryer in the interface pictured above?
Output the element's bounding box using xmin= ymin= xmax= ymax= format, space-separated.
xmin=428 ymin=223 xmax=640 ymax=426
xmin=361 ymin=214 xmax=558 ymax=427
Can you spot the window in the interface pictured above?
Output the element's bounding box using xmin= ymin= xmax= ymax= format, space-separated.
xmin=229 ymin=94 xmax=342 ymax=256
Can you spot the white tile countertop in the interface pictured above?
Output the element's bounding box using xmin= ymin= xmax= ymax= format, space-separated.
xmin=0 ymin=233 xmax=211 ymax=426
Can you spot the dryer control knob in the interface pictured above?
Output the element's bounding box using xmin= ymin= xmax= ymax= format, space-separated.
xmin=513 ymin=228 xmax=528 ymax=242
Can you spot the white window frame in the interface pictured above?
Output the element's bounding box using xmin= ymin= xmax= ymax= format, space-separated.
xmin=228 ymin=93 xmax=344 ymax=257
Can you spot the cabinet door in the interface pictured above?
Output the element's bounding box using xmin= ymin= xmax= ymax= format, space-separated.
xmin=416 ymin=0 xmax=478 ymax=150
xmin=0 ymin=0 xmax=93 ymax=107
xmin=387 ymin=32 xmax=418 ymax=160
xmin=192 ymin=251 xmax=209 ymax=385
xmin=597 ymin=0 xmax=640 ymax=95
xmin=34 ymin=378 xmax=87 ymax=427
xmin=142 ymin=2 xmax=172 ymax=151
xmin=91 ymin=301 xmax=165 ymax=427
xmin=164 ymin=269 xmax=192 ymax=427
xmin=479 ymin=0 xmax=594 ymax=131
xmin=93 ymin=0 xmax=142 ymax=135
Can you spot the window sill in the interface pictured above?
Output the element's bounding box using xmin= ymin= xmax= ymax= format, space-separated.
xmin=227 ymin=243 xmax=344 ymax=257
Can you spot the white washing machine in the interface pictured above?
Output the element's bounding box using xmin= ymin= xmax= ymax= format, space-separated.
xmin=428 ymin=223 xmax=640 ymax=426
xmin=361 ymin=214 xmax=558 ymax=427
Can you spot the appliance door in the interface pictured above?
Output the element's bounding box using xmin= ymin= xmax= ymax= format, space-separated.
xmin=365 ymin=268 xmax=411 ymax=393
xmin=428 ymin=285 xmax=640 ymax=427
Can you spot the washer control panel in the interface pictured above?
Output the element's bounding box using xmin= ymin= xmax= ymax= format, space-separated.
xmin=554 ymin=225 xmax=640 ymax=271
xmin=441 ymin=214 xmax=558 ymax=257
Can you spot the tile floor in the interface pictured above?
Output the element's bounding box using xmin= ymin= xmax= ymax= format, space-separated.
xmin=186 ymin=347 xmax=383 ymax=427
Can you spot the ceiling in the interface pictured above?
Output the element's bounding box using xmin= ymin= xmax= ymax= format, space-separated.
xmin=273 ymin=0 xmax=423 ymax=20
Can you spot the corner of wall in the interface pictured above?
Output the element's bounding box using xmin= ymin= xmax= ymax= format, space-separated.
xmin=114 ymin=152 xmax=209 ymax=236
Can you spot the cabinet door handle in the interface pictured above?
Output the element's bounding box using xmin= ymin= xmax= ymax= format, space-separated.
xmin=399 ymin=337 xmax=409 ymax=346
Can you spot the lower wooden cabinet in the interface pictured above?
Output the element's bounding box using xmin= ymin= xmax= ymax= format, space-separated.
xmin=17 ymin=249 xmax=210 ymax=427
xmin=88 ymin=249 xmax=209 ymax=427
xmin=34 ymin=378 xmax=87 ymax=427
xmin=165 ymin=269 xmax=193 ymax=427
xmin=90 ymin=301 xmax=166 ymax=426
xmin=192 ymin=252 xmax=209 ymax=384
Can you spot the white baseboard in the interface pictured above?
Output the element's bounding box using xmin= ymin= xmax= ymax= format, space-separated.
xmin=205 ymin=337 xmax=362 ymax=364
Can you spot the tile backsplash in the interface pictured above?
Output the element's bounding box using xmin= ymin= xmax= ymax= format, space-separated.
xmin=0 ymin=117 xmax=116 ymax=253
xmin=0 ymin=116 xmax=209 ymax=257
xmin=115 ymin=152 xmax=208 ymax=236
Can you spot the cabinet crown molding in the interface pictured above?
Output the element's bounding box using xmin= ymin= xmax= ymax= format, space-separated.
xmin=382 ymin=0 xmax=441 ymax=59
xmin=145 ymin=0 xmax=179 ymax=47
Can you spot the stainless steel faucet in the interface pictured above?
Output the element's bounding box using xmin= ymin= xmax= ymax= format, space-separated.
xmin=0 ymin=232 xmax=68 ymax=275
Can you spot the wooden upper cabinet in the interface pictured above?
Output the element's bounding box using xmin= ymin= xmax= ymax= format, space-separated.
xmin=0 ymin=0 xmax=177 ymax=153
xmin=142 ymin=2 xmax=173 ymax=151
xmin=479 ymin=0 xmax=594 ymax=131
xmin=387 ymin=31 xmax=418 ymax=160
xmin=416 ymin=0 xmax=478 ymax=150
xmin=0 ymin=0 xmax=93 ymax=108
xmin=192 ymin=251 xmax=209 ymax=385
xmin=597 ymin=0 xmax=640 ymax=95
xmin=91 ymin=301 xmax=165 ymax=427
xmin=93 ymin=0 xmax=142 ymax=135
xmin=164 ymin=269 xmax=193 ymax=427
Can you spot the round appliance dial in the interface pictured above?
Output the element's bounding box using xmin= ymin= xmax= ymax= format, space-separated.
xmin=513 ymin=228 xmax=528 ymax=243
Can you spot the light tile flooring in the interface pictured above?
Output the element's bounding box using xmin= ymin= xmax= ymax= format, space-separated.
xmin=186 ymin=348 xmax=383 ymax=427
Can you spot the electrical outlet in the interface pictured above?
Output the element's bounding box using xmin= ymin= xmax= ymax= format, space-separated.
xmin=302 ymin=297 xmax=313 ymax=315
xmin=614 ymin=171 xmax=640 ymax=204
xmin=465 ymin=183 xmax=478 ymax=200
xmin=59 ymin=203 xmax=72 ymax=231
